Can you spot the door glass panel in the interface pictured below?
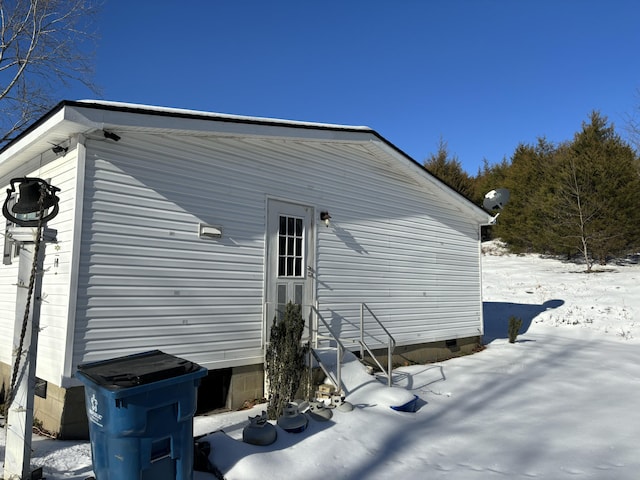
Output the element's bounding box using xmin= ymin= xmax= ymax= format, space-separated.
xmin=277 ymin=284 xmax=287 ymax=305
xmin=276 ymin=284 xmax=287 ymax=320
xmin=294 ymin=284 xmax=303 ymax=306
xmin=295 ymin=258 xmax=302 ymax=276
xmin=278 ymin=214 xmax=304 ymax=278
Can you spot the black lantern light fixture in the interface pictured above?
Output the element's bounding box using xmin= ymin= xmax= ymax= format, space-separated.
xmin=103 ymin=130 xmax=121 ymax=142
xmin=2 ymin=177 xmax=61 ymax=226
xmin=51 ymin=144 xmax=68 ymax=156
xmin=320 ymin=211 xmax=331 ymax=227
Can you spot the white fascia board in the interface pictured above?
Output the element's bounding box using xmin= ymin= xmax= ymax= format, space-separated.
xmin=0 ymin=109 xmax=67 ymax=176
xmin=0 ymin=109 xmax=63 ymax=160
xmin=67 ymin=102 xmax=376 ymax=144
xmin=0 ymin=109 xmax=95 ymax=179
xmin=77 ymin=99 xmax=372 ymax=131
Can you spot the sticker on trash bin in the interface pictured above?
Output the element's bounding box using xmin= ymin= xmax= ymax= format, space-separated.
xmin=88 ymin=393 xmax=104 ymax=427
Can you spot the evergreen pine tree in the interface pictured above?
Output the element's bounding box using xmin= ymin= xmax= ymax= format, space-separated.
xmin=485 ymin=112 xmax=640 ymax=263
xmin=265 ymin=302 xmax=308 ymax=420
xmin=551 ymin=112 xmax=640 ymax=267
xmin=424 ymin=137 xmax=475 ymax=199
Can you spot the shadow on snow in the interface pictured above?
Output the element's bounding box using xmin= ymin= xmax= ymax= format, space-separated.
xmin=482 ymin=299 xmax=564 ymax=343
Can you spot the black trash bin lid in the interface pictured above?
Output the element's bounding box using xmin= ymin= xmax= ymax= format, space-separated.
xmin=77 ymin=350 xmax=203 ymax=390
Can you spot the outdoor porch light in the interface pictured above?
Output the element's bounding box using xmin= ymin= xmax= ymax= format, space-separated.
xmin=51 ymin=145 xmax=68 ymax=156
xmin=103 ymin=130 xmax=121 ymax=142
xmin=198 ymin=223 xmax=223 ymax=239
xmin=320 ymin=211 xmax=331 ymax=227
xmin=2 ymin=177 xmax=61 ymax=226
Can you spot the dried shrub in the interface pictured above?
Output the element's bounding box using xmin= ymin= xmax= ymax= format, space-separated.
xmin=265 ymin=302 xmax=308 ymax=420
xmin=508 ymin=316 xmax=523 ymax=343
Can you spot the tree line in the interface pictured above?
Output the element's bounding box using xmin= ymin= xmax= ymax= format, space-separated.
xmin=424 ymin=112 xmax=640 ymax=270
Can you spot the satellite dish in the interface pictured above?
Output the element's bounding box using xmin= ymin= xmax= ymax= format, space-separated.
xmin=483 ymin=188 xmax=510 ymax=211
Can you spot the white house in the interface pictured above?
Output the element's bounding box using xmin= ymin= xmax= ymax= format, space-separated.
xmin=0 ymin=100 xmax=492 ymax=438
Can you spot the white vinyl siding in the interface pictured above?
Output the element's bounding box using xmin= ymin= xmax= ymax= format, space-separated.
xmin=311 ymin=146 xmax=481 ymax=348
xmin=72 ymin=135 xmax=268 ymax=369
xmin=0 ymin=266 xmax=17 ymax=366
xmin=0 ymin=152 xmax=78 ymax=385
xmin=71 ymin=130 xmax=482 ymax=372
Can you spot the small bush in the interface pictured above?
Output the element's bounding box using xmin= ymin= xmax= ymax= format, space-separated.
xmin=508 ymin=316 xmax=523 ymax=343
xmin=265 ymin=302 xmax=308 ymax=420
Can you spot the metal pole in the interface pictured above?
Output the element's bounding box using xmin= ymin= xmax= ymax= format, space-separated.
xmin=388 ymin=341 xmax=393 ymax=388
xmin=360 ymin=303 xmax=364 ymax=360
xmin=313 ymin=300 xmax=319 ymax=349
xmin=336 ymin=345 xmax=342 ymax=394
xmin=4 ymin=228 xmax=54 ymax=480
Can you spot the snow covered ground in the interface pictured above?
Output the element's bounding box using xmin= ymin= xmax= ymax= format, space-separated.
xmin=3 ymin=242 xmax=640 ymax=479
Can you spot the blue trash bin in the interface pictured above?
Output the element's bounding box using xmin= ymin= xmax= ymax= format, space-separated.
xmin=76 ymin=350 xmax=208 ymax=480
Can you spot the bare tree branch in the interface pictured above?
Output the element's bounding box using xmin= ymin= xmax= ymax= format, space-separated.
xmin=0 ymin=0 xmax=101 ymax=145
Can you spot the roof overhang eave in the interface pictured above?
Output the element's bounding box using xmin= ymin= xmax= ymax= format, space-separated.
xmin=0 ymin=104 xmax=97 ymax=177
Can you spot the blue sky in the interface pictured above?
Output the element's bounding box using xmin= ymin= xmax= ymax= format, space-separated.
xmin=64 ymin=1 xmax=640 ymax=174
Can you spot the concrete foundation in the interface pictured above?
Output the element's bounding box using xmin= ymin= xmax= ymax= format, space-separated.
xmin=388 ymin=335 xmax=482 ymax=366
xmin=34 ymin=383 xmax=89 ymax=439
xmin=225 ymin=364 xmax=265 ymax=410
xmin=0 ymin=362 xmax=89 ymax=439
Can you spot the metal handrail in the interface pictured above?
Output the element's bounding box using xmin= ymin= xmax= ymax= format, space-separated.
xmin=263 ymin=301 xmax=396 ymax=390
xmin=263 ymin=301 xmax=348 ymax=392
xmin=361 ymin=303 xmax=396 ymax=351
xmin=360 ymin=303 xmax=396 ymax=387
xmin=310 ymin=304 xmax=349 ymax=392
xmin=309 ymin=347 xmax=341 ymax=393
xmin=310 ymin=302 xmax=396 ymax=388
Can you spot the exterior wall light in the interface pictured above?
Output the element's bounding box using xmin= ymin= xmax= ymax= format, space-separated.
xmin=320 ymin=211 xmax=331 ymax=227
xmin=51 ymin=145 xmax=68 ymax=156
xmin=199 ymin=223 xmax=223 ymax=239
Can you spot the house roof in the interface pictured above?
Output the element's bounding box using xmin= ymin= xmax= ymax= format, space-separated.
xmin=0 ymin=100 xmax=492 ymax=224
xmin=76 ymin=100 xmax=375 ymax=132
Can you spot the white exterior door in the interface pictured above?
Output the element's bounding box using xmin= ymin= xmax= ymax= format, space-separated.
xmin=265 ymin=199 xmax=315 ymax=341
